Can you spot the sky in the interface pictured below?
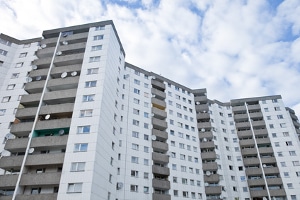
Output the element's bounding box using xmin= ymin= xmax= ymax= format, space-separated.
xmin=1 ymin=0 xmax=300 ymax=115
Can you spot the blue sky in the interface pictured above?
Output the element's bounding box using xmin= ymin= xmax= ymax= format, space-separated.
xmin=1 ymin=0 xmax=300 ymax=115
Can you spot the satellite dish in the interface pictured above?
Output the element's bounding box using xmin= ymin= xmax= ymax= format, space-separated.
xmin=45 ymin=114 xmax=50 ymax=120
xmin=203 ymin=138 xmax=207 ymax=142
xmin=196 ymin=102 xmax=200 ymax=105
xmin=201 ymin=128 xmax=205 ymax=132
xmin=61 ymin=72 xmax=67 ymax=78
xmin=26 ymin=77 xmax=33 ymax=83
xmin=32 ymin=65 xmax=37 ymax=70
xmin=203 ymin=110 xmax=207 ymax=113
xmin=151 ymin=135 xmax=157 ymax=141
xmin=62 ymin=33 xmax=68 ymax=37
xmin=206 ymin=171 xmax=211 ymax=176
xmin=71 ymin=71 xmax=77 ymax=76
xmin=204 ymin=182 xmax=209 ymax=186
xmin=263 ymin=164 xmax=267 ymax=168
xmin=62 ymin=41 xmax=68 ymax=45
xmin=5 ymin=133 xmax=14 ymax=140
xmin=59 ymin=129 xmax=65 ymax=136
xmin=28 ymin=148 xmax=35 ymax=154
xmin=36 ymin=76 xmax=42 ymax=81
xmin=1 ymin=150 xmax=10 ymax=157
xmin=263 ymin=197 xmax=267 ymax=200
xmin=56 ymin=51 xmax=62 ymax=56
xmin=152 ymin=76 xmax=156 ymax=79
xmin=41 ymin=44 xmax=47 ymax=49
xmin=117 ymin=182 xmax=123 ymax=190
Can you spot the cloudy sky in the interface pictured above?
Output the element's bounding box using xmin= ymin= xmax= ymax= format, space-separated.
xmin=1 ymin=0 xmax=300 ymax=114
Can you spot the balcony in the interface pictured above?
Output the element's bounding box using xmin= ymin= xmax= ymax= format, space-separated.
xmin=31 ymin=135 xmax=68 ymax=148
xmin=151 ymin=88 xmax=166 ymax=100
xmin=241 ymin=148 xmax=257 ymax=156
xmin=202 ymin=162 xmax=218 ymax=171
xmin=250 ymin=189 xmax=268 ymax=197
xmin=152 ymin=193 xmax=171 ymax=200
xmin=152 ymin=107 xmax=167 ymax=119
xmin=256 ymin=137 xmax=271 ymax=145
xmin=239 ymin=139 xmax=255 ymax=147
xmin=59 ymin=32 xmax=88 ymax=43
xmin=39 ymin=103 xmax=74 ymax=115
xmin=25 ymin=80 xmax=46 ymax=94
xmin=0 ymin=175 xmax=18 ymax=187
xmin=15 ymin=193 xmax=58 ymax=200
xmin=252 ymin=120 xmax=266 ymax=128
xmin=35 ymin=118 xmax=71 ymax=130
xmin=250 ymin=112 xmax=263 ymax=118
xmin=0 ymin=156 xmax=23 ymax=169
xmin=234 ymin=113 xmax=248 ymax=120
xmin=47 ymin=76 xmax=79 ymax=91
xmin=152 ymin=118 xmax=167 ymax=130
xmin=247 ymin=104 xmax=261 ymax=111
xmin=20 ymin=172 xmax=61 ymax=186
xmin=237 ymin=130 xmax=252 ymax=138
xmin=258 ymin=147 xmax=273 ymax=154
xmin=4 ymin=138 xmax=28 ymax=152
xmin=269 ymin=189 xmax=286 ymax=197
xmin=152 ymin=98 xmax=166 ymax=110
xmin=26 ymin=153 xmax=65 ymax=166
xmin=10 ymin=122 xmax=34 ymax=137
xmin=20 ymin=93 xmax=42 ymax=107
xmin=205 ymin=186 xmax=222 ymax=195
xmin=201 ymin=152 xmax=217 ymax=160
xmin=200 ymin=141 xmax=215 ymax=149
xmin=151 ymin=79 xmax=165 ymax=90
xmin=152 ymin=129 xmax=168 ymax=140
xmin=245 ymin=168 xmax=262 ymax=176
xmin=266 ymin=178 xmax=283 ymax=185
xmin=247 ymin=179 xmax=265 ymax=186
xmin=196 ymin=113 xmax=210 ymax=120
xmin=152 ymin=165 xmax=170 ymax=176
xmin=198 ymin=131 xmax=213 ymax=140
xmin=152 ymin=152 xmax=169 ymax=163
xmin=195 ymin=104 xmax=209 ymax=112
xmin=51 ymin=64 xmax=82 ymax=78
xmin=43 ymin=89 xmax=77 ymax=104
xmin=232 ymin=105 xmax=246 ymax=112
xmin=32 ymin=57 xmax=52 ymax=69
xmin=194 ymin=96 xmax=207 ymax=103
xmin=235 ymin=121 xmax=251 ymax=128
xmin=57 ymin=42 xmax=86 ymax=52
xmin=197 ymin=122 xmax=212 ymax=130
xmin=254 ymin=129 xmax=268 ymax=137
xmin=54 ymin=53 xmax=84 ymax=67
xmin=29 ymin=68 xmax=49 ymax=78
xmin=243 ymin=158 xmax=260 ymax=166
xmin=15 ymin=107 xmax=38 ymax=119
xmin=36 ymin=46 xmax=55 ymax=58
xmin=204 ymin=174 xmax=219 ymax=183
xmin=152 ymin=179 xmax=170 ymax=190
xmin=264 ymin=167 xmax=279 ymax=174
xmin=152 ymin=141 xmax=168 ymax=152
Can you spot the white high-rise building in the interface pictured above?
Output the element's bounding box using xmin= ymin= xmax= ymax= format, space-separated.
xmin=0 ymin=20 xmax=300 ymax=200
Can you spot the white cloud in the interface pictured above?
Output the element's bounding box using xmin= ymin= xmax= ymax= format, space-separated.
xmin=1 ymin=0 xmax=300 ymax=117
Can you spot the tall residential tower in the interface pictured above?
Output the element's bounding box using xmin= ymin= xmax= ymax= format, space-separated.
xmin=0 ymin=20 xmax=300 ymax=200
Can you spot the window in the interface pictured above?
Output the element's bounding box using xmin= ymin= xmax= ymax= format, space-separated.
xmin=277 ymin=152 xmax=283 ymax=157
xmin=132 ymin=131 xmax=139 ymax=138
xmin=134 ymin=70 xmax=140 ymax=75
xmin=284 ymin=172 xmax=289 ymax=177
xmin=132 ymin=143 xmax=139 ymax=150
xmin=243 ymin=187 xmax=248 ymax=192
xmin=131 ymin=170 xmax=138 ymax=177
xmin=182 ymin=178 xmax=188 ymax=184
xmin=144 ymin=134 xmax=149 ymax=140
xmin=287 ymin=183 xmax=294 ymax=189
xmin=264 ymin=108 xmax=269 ymax=112
xmin=93 ymin=35 xmax=104 ymax=40
xmin=91 ymin=45 xmax=102 ymax=51
xmin=272 ymin=133 xmax=277 ymax=138
xmin=289 ymin=151 xmax=296 ymax=156
xmin=172 ymin=164 xmax=177 ymax=170
xmin=291 ymin=195 xmax=297 ymax=200
xmin=79 ymin=109 xmax=93 ymax=117
xmin=183 ymin=191 xmax=189 ymax=198
xmin=280 ymin=123 xmax=287 ymax=128
xmin=31 ymin=188 xmax=41 ymax=194
xmin=89 ymin=56 xmax=100 ymax=62
xmin=87 ymin=68 xmax=99 ymax=74
xmin=286 ymin=141 xmax=293 ymax=146
xmin=283 ymin=132 xmax=289 ymax=137
xmin=144 ymin=146 xmax=149 ymax=153
xmin=0 ymin=49 xmax=8 ymax=56
xmin=293 ymin=161 xmax=300 ymax=166
xmin=277 ymin=114 xmax=284 ymax=119
xmin=74 ymin=143 xmax=88 ymax=152
xmin=19 ymin=52 xmax=27 ymax=57
xmin=133 ymin=98 xmax=140 ymax=104
xmin=296 ymin=171 xmax=300 ymax=177
xmin=274 ymin=106 xmax=281 ymax=111
xmin=70 ymin=162 xmax=85 ymax=172
xmin=133 ymin=109 xmax=140 ymax=115
xmin=144 ymin=159 xmax=149 ymax=165
xmin=134 ymin=88 xmax=140 ymax=94
xmin=2 ymin=96 xmax=10 ymax=103
xmin=0 ymin=38 xmax=12 ymax=46
xmin=144 ymin=172 xmax=149 ymax=179
xmin=85 ymin=81 xmax=97 ymax=87
xmin=0 ymin=109 xmax=6 ymax=116
xmin=7 ymin=84 xmax=15 ymax=90
xmin=267 ymin=116 xmax=272 ymax=120
xmin=11 ymin=73 xmax=19 ymax=79
xmin=174 ymin=190 xmax=178 ymax=196
xmin=269 ymin=124 xmax=274 ymax=129
xmin=134 ymin=79 xmax=140 ymax=85
xmin=77 ymin=125 xmax=91 ymax=134
xmin=133 ymin=119 xmax=139 ymax=126
xmin=181 ymin=166 xmax=186 ymax=172
xmin=83 ymin=94 xmax=95 ymax=102
xmin=67 ymin=183 xmax=82 ymax=193
xmin=131 ymin=156 xmax=138 ymax=164
xmin=95 ymin=26 xmax=105 ymax=30
xmin=130 ymin=185 xmax=138 ymax=192
xmin=144 ymin=83 xmax=148 ymax=88
xmin=15 ymin=62 xmax=23 ymax=68
xmin=144 ymin=186 xmax=149 ymax=193
xmin=275 ymin=142 xmax=280 ymax=147
xmin=281 ymin=162 xmax=286 ymax=167
xmin=144 ymin=102 xmax=149 ymax=107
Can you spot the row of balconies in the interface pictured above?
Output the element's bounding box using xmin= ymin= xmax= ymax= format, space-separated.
xmin=0 ymin=172 xmax=61 ymax=187
xmin=0 ymin=194 xmax=57 ymax=200
xmin=245 ymin=167 xmax=279 ymax=176
xmin=11 ymin=118 xmax=71 ymax=137
xmin=250 ymin=189 xmax=286 ymax=198
xmin=29 ymin=64 xmax=81 ymax=79
xmin=4 ymin=135 xmax=68 ymax=153
xmin=234 ymin=112 xmax=264 ymax=121
xmin=0 ymin=153 xmax=65 ymax=170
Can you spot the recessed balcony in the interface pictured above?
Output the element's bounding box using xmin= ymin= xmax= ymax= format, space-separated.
xmin=10 ymin=122 xmax=34 ymax=137
xmin=35 ymin=118 xmax=71 ymax=130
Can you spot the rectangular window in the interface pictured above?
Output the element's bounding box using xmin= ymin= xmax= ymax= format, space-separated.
xmin=91 ymin=45 xmax=102 ymax=51
xmin=77 ymin=125 xmax=91 ymax=134
xmin=0 ymin=109 xmax=6 ymax=116
xmin=131 ymin=156 xmax=138 ymax=164
xmin=83 ymin=94 xmax=95 ymax=102
xmin=2 ymin=96 xmax=11 ymax=103
xmin=95 ymin=26 xmax=105 ymax=31
xmin=144 ymin=146 xmax=149 ymax=153
xmin=19 ymin=52 xmax=27 ymax=58
xmin=0 ymin=39 xmax=12 ymax=46
xmin=132 ymin=131 xmax=139 ymax=138
xmin=87 ymin=68 xmax=99 ymax=74
xmin=85 ymin=81 xmax=97 ymax=87
xmin=280 ymin=123 xmax=287 ymax=128
xmin=67 ymin=183 xmax=82 ymax=193
xmin=7 ymin=84 xmax=15 ymax=90
xmin=89 ymin=56 xmax=100 ymax=62
xmin=144 ymin=186 xmax=149 ymax=194
xmin=93 ymin=35 xmax=104 ymax=40
xmin=290 ymin=151 xmax=296 ymax=156
xmin=74 ymin=143 xmax=88 ymax=152
xmin=134 ymin=79 xmax=140 ymax=85
xmin=0 ymin=49 xmax=8 ymax=56
xmin=144 ymin=159 xmax=149 ymax=165
xmin=293 ymin=161 xmax=300 ymax=166
xmin=133 ymin=119 xmax=139 ymax=126
xmin=79 ymin=109 xmax=93 ymax=117
xmin=144 ymin=172 xmax=149 ymax=179
xmin=134 ymin=88 xmax=140 ymax=94
xmin=132 ymin=143 xmax=139 ymax=150
xmin=70 ymin=162 xmax=85 ymax=172
xmin=15 ymin=62 xmax=23 ymax=68
xmin=11 ymin=73 xmax=19 ymax=79
xmin=130 ymin=185 xmax=138 ymax=192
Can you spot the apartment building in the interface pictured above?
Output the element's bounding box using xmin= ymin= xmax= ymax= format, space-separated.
xmin=0 ymin=20 xmax=300 ymax=200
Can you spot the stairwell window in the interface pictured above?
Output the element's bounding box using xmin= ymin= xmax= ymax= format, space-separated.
xmin=79 ymin=109 xmax=93 ymax=117
xmin=85 ymin=81 xmax=97 ymax=88
xmin=91 ymin=45 xmax=102 ymax=51
xmin=19 ymin=52 xmax=27 ymax=58
xmin=74 ymin=143 xmax=88 ymax=152
xmin=0 ymin=49 xmax=8 ymax=56
xmin=95 ymin=26 xmax=105 ymax=31
xmin=87 ymin=68 xmax=99 ymax=74
xmin=93 ymin=35 xmax=104 ymax=40
xmin=83 ymin=94 xmax=95 ymax=102
xmin=2 ymin=96 xmax=11 ymax=103
xmin=89 ymin=56 xmax=100 ymax=62
xmin=77 ymin=125 xmax=91 ymax=134
xmin=11 ymin=73 xmax=19 ymax=79
xmin=70 ymin=162 xmax=85 ymax=172
xmin=67 ymin=183 xmax=82 ymax=193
